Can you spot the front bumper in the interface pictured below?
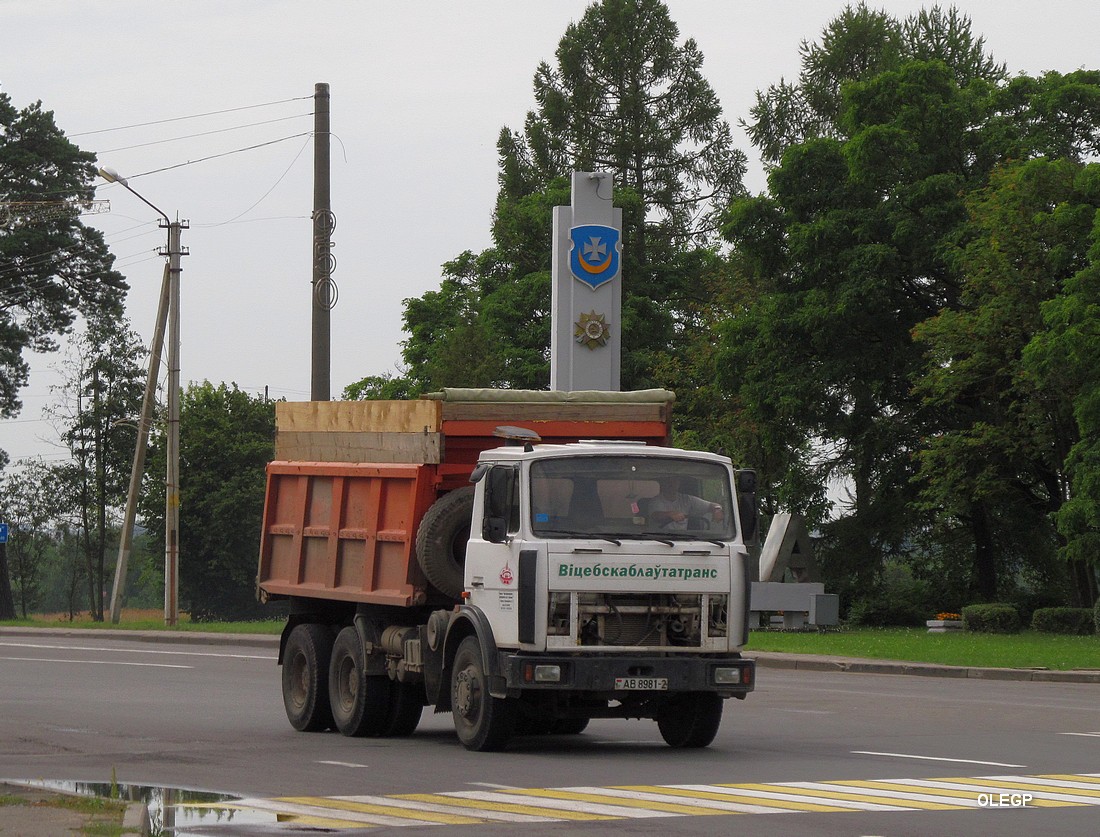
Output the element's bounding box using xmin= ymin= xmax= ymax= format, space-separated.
xmin=498 ymin=652 xmax=755 ymax=697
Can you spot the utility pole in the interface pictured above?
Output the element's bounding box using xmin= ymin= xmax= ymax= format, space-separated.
xmin=164 ymin=216 xmax=186 ymax=626
xmin=109 ymin=264 xmax=171 ymax=624
xmin=98 ymin=163 xmax=187 ymax=627
xmin=311 ymin=81 xmax=333 ymax=401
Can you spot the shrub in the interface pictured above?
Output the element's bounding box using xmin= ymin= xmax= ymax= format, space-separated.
xmin=1095 ymin=599 xmax=1100 ymax=634
xmin=845 ymin=560 xmax=934 ymax=627
xmin=847 ymin=596 xmax=927 ymax=627
xmin=1031 ymin=607 xmax=1095 ymax=635
xmin=962 ymin=603 xmax=1021 ymax=634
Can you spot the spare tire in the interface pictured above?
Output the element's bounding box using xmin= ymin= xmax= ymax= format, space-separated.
xmin=416 ymin=486 xmax=474 ymax=598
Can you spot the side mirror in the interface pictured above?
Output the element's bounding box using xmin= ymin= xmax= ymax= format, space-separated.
xmin=482 ymin=516 xmax=508 ymax=544
xmin=737 ymin=470 xmax=757 ymax=493
xmin=736 ymin=470 xmax=759 ymax=544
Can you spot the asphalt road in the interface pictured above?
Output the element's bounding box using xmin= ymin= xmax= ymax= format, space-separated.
xmin=0 ymin=630 xmax=1097 ymax=836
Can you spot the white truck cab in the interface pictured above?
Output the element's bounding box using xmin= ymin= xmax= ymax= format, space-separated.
xmin=447 ymin=437 xmax=756 ymax=749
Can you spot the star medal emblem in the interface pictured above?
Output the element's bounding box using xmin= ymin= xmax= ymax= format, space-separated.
xmin=574 ymin=310 xmax=610 ymax=349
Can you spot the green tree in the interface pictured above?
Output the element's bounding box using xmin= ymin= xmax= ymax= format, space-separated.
xmin=0 ymin=460 xmax=65 ymax=617
xmin=400 ymin=0 xmax=744 ymax=392
xmin=721 ymin=7 xmax=1100 ymax=607
xmin=342 ymin=372 xmax=420 ymax=401
xmin=45 ymin=315 xmax=146 ymax=619
xmin=913 ymin=159 xmax=1099 ymax=603
xmin=0 ymin=92 xmax=127 ymax=435
xmin=1023 ymin=168 xmax=1100 ymax=606
xmin=141 ymin=382 xmax=275 ymax=621
xmin=744 ymin=3 xmax=1004 ymax=166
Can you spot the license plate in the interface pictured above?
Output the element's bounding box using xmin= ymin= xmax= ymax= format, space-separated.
xmin=614 ymin=677 xmax=668 ymax=690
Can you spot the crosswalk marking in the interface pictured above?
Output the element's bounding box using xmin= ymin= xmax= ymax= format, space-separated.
xmin=735 ymin=781 xmax=960 ymax=811
xmin=394 ymin=792 xmax=616 ymax=821
xmin=278 ymin=796 xmax=485 ymax=825
xmin=505 ymin=787 xmax=732 ymax=816
xmin=196 ymin=772 xmax=1100 ymax=830
xmin=428 ymin=789 xmax=681 ymax=819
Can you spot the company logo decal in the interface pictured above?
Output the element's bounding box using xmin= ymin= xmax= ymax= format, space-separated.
xmin=558 ymin=563 xmax=718 ymax=580
xmin=499 ymin=563 xmax=514 ymax=585
xmin=569 ymin=225 xmax=621 ymax=289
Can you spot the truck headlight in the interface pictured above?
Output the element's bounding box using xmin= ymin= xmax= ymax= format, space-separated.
xmin=523 ymin=663 xmax=562 ymax=683
xmin=714 ymin=666 xmax=748 ymax=685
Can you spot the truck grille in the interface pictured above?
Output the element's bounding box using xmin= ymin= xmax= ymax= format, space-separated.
xmin=547 ymin=593 xmax=727 ymax=649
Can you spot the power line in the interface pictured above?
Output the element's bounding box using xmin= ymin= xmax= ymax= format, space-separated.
xmin=70 ymin=96 xmax=313 ymax=138
xmin=128 ymin=133 xmax=313 ymax=180
xmin=96 ymin=113 xmax=312 ymax=154
xmin=197 ymin=134 xmax=313 ymax=227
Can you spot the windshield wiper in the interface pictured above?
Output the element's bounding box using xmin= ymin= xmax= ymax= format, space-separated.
xmin=635 ymin=531 xmax=676 ymax=546
xmin=674 ymin=534 xmax=726 ymax=547
xmin=543 ymin=529 xmax=623 ymax=545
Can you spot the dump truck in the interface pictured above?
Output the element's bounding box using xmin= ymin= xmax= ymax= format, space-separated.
xmin=257 ymin=389 xmax=757 ymax=751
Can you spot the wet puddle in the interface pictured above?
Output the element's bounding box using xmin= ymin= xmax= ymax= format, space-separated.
xmin=7 ymin=779 xmax=299 ymax=833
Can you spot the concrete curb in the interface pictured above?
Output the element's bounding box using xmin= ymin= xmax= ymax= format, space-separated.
xmin=0 ymin=625 xmax=279 ymax=649
xmin=3 ymin=626 xmax=1096 ymax=683
xmin=747 ymin=651 xmax=1100 ymax=683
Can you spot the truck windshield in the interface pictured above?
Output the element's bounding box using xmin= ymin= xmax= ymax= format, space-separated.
xmin=529 ymin=456 xmax=735 ymax=540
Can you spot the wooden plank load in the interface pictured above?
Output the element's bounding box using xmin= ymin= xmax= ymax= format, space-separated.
xmin=274 ymin=389 xmax=674 ymax=491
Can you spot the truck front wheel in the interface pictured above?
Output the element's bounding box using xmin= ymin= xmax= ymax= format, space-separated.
xmin=656 ymin=692 xmax=723 ymax=748
xmin=282 ymin=623 xmax=335 ymax=732
xmin=450 ymin=636 xmax=515 ymax=751
xmin=329 ymin=626 xmax=391 ymax=737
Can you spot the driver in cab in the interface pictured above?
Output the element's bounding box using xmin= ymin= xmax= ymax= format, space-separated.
xmin=646 ymin=476 xmax=723 ymax=531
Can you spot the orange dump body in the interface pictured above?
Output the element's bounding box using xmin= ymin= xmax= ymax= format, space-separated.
xmin=257 ymin=461 xmax=440 ymax=607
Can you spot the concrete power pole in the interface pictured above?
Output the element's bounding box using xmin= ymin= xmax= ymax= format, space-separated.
xmin=164 ymin=216 xmax=185 ymax=626
xmin=311 ymin=82 xmax=333 ymax=401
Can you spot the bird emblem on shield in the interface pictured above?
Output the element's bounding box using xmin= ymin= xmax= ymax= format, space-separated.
xmin=569 ymin=224 xmax=621 ymax=289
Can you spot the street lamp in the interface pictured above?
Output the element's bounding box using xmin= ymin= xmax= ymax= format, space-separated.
xmin=99 ymin=167 xmax=187 ymax=627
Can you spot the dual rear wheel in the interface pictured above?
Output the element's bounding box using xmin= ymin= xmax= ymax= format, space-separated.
xmin=281 ymin=623 xmax=424 ymax=737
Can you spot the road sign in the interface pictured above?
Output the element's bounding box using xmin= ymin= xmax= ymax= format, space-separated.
xmin=0 ymin=523 xmax=7 ymax=543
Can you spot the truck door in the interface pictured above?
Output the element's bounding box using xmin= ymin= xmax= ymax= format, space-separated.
xmin=466 ymin=464 xmax=525 ymax=646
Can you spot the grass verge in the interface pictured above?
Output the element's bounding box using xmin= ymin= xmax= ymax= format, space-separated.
xmin=748 ymin=627 xmax=1099 ymax=671
xmin=0 ymin=609 xmax=283 ymax=634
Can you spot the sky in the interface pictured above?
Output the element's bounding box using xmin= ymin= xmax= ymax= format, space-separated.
xmin=2 ymin=0 xmax=1098 ymax=465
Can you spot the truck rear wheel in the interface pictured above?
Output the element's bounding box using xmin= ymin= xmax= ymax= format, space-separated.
xmin=656 ymin=692 xmax=723 ymax=748
xmin=451 ymin=636 xmax=515 ymax=751
xmin=282 ymin=623 xmax=335 ymax=732
xmin=329 ymin=626 xmax=391 ymax=737
xmin=415 ymin=486 xmax=474 ymax=599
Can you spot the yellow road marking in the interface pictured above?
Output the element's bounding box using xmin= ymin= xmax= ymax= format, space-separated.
xmin=733 ymin=782 xmax=963 ymax=810
xmin=665 ymin=785 xmax=854 ymax=813
xmin=277 ymin=796 xmax=484 ymax=825
xmin=393 ymin=793 xmax=616 ymax=821
xmin=831 ymin=779 xmax=1075 ymax=808
xmin=981 ymin=778 xmax=1100 ymax=797
xmin=1038 ymin=774 xmax=1100 ymax=785
xmin=508 ymin=787 xmax=729 ymax=816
